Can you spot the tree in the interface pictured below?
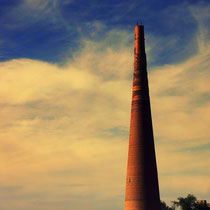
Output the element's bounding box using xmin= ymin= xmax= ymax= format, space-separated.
xmin=195 ymin=202 xmax=210 ymax=210
xmin=161 ymin=200 xmax=175 ymax=210
xmin=172 ymin=194 xmax=197 ymax=210
xmin=172 ymin=194 xmax=210 ymax=210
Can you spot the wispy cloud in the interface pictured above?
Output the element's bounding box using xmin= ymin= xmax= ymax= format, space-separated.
xmin=0 ymin=4 xmax=209 ymax=210
xmin=0 ymin=29 xmax=132 ymax=209
xmin=149 ymin=7 xmax=210 ymax=203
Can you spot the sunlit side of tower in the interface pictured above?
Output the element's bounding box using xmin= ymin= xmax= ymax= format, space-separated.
xmin=124 ymin=24 xmax=161 ymax=210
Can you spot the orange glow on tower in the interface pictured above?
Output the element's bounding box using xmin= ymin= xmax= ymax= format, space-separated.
xmin=124 ymin=24 xmax=161 ymax=210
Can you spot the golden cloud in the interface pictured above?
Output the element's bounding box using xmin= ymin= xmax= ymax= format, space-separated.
xmin=0 ymin=26 xmax=209 ymax=209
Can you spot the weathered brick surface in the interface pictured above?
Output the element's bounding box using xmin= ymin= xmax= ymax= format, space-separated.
xmin=124 ymin=24 xmax=161 ymax=210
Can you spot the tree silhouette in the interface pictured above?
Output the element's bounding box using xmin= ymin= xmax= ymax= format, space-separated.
xmin=171 ymin=194 xmax=210 ymax=210
xmin=161 ymin=200 xmax=175 ymax=210
xmin=195 ymin=202 xmax=210 ymax=210
xmin=172 ymin=194 xmax=197 ymax=210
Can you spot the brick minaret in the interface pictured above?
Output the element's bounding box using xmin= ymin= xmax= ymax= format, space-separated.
xmin=124 ymin=24 xmax=161 ymax=210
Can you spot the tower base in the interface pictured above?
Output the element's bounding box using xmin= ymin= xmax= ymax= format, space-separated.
xmin=125 ymin=199 xmax=161 ymax=210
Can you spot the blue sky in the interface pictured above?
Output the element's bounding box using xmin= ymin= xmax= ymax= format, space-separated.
xmin=1 ymin=0 xmax=208 ymax=65
xmin=0 ymin=1 xmax=210 ymax=210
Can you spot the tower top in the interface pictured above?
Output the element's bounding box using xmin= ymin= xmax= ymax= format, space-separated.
xmin=134 ymin=23 xmax=145 ymax=54
xmin=136 ymin=22 xmax=143 ymax=26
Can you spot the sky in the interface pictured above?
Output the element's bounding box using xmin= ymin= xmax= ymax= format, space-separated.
xmin=0 ymin=0 xmax=210 ymax=209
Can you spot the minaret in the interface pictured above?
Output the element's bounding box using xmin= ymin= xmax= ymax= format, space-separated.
xmin=124 ymin=24 xmax=161 ymax=210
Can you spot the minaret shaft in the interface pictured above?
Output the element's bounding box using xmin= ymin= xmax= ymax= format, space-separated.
xmin=124 ymin=25 xmax=161 ymax=210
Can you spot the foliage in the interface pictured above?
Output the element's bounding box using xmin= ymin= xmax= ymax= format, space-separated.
xmin=195 ymin=203 xmax=210 ymax=210
xmin=171 ymin=194 xmax=210 ymax=210
xmin=161 ymin=200 xmax=175 ymax=210
xmin=172 ymin=194 xmax=197 ymax=210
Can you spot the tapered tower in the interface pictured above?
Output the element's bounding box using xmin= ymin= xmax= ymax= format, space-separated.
xmin=124 ymin=24 xmax=161 ymax=210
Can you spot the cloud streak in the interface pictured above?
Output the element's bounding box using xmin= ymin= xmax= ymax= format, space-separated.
xmin=0 ymin=5 xmax=210 ymax=210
